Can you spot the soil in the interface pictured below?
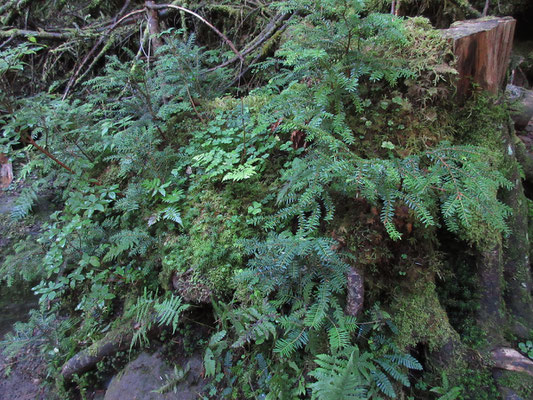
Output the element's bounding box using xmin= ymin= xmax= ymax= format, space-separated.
xmin=0 ymin=347 xmax=49 ymax=400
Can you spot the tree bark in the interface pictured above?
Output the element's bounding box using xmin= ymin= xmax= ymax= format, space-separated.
xmin=443 ymin=17 xmax=516 ymax=98
xmin=0 ymin=154 xmax=13 ymax=188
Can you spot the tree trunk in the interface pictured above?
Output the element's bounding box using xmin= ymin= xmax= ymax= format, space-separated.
xmin=501 ymin=121 xmax=533 ymax=338
xmin=0 ymin=154 xmax=13 ymax=188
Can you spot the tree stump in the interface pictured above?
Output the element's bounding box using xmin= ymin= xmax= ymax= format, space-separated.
xmin=443 ymin=17 xmax=516 ymax=98
xmin=0 ymin=154 xmax=13 ymax=188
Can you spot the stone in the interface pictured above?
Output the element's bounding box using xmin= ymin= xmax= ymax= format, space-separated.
xmin=104 ymin=352 xmax=205 ymax=400
xmin=507 ymin=84 xmax=533 ymax=129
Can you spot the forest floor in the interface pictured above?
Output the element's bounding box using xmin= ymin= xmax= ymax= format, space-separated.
xmin=0 ymin=190 xmax=47 ymax=400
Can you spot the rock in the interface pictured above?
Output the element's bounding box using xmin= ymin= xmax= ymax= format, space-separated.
xmin=500 ymin=387 xmax=524 ymax=400
xmin=443 ymin=17 xmax=516 ymax=98
xmin=104 ymin=352 xmax=205 ymax=400
xmin=507 ymin=84 xmax=533 ymax=129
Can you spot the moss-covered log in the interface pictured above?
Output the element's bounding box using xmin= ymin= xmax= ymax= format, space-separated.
xmin=61 ymin=329 xmax=133 ymax=380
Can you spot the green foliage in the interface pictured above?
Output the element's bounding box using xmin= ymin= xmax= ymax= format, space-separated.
xmin=309 ymin=339 xmax=422 ymax=399
xmin=0 ymin=0 xmax=519 ymax=397
xmin=129 ymin=290 xmax=189 ymax=348
xmin=10 ymin=184 xmax=39 ymax=220
xmin=430 ymin=372 xmax=462 ymax=400
xmin=519 ymin=340 xmax=533 ymax=360
xmin=455 ymin=368 xmax=500 ymax=400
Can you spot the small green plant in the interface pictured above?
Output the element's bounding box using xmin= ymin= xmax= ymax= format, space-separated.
xmin=430 ymin=372 xmax=462 ymax=400
xmin=519 ymin=340 xmax=533 ymax=360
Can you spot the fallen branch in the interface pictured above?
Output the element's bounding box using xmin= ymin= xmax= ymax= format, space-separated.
xmin=61 ymin=329 xmax=133 ymax=380
xmin=0 ymin=28 xmax=71 ymax=40
xmin=492 ymin=347 xmax=533 ymax=377
xmin=22 ymin=134 xmax=74 ymax=174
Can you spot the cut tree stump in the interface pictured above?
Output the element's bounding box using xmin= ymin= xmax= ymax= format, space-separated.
xmin=443 ymin=17 xmax=516 ymax=98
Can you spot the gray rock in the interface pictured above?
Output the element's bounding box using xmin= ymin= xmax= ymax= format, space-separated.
xmin=507 ymin=84 xmax=533 ymax=129
xmin=104 ymin=352 xmax=205 ymax=400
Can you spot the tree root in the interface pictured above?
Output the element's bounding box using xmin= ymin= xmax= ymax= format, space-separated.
xmin=61 ymin=329 xmax=133 ymax=380
xmin=492 ymin=348 xmax=533 ymax=377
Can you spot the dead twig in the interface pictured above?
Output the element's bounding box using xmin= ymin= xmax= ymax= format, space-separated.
xmin=0 ymin=28 xmax=70 ymax=40
xmin=147 ymin=3 xmax=244 ymax=62
xmin=208 ymin=12 xmax=291 ymax=72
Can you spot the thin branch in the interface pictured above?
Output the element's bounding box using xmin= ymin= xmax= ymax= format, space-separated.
xmin=22 ymin=134 xmax=74 ymax=174
xmin=186 ymin=86 xmax=205 ymax=123
xmin=147 ymin=3 xmax=244 ymax=62
xmin=0 ymin=28 xmax=70 ymax=40
xmin=482 ymin=0 xmax=490 ymax=16
xmin=208 ymin=12 xmax=291 ymax=72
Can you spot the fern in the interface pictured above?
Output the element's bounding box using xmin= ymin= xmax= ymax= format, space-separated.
xmin=154 ymin=294 xmax=189 ymax=334
xmin=308 ymin=346 xmax=369 ymax=400
xmin=152 ymin=364 xmax=190 ymax=395
xmin=309 ymin=341 xmax=422 ymax=399
xmin=11 ymin=185 xmax=39 ymax=220
xmin=130 ymin=290 xmax=189 ymax=348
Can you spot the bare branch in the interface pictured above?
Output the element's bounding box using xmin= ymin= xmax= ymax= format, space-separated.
xmin=147 ymin=3 xmax=244 ymax=62
xmin=0 ymin=29 xmax=70 ymax=40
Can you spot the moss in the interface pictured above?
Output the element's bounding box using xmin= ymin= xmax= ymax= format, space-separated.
xmin=497 ymin=370 xmax=533 ymax=398
xmin=390 ymin=278 xmax=459 ymax=351
xmin=160 ymin=184 xmax=261 ymax=296
xmin=456 ymin=366 xmax=501 ymax=400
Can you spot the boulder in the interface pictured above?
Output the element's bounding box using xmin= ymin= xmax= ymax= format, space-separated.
xmin=492 ymin=347 xmax=533 ymax=377
xmin=507 ymin=84 xmax=533 ymax=129
xmin=104 ymin=352 xmax=205 ymax=400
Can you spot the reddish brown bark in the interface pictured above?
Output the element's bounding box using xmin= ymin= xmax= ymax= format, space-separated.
xmin=443 ymin=17 xmax=516 ymax=98
xmin=0 ymin=154 xmax=13 ymax=188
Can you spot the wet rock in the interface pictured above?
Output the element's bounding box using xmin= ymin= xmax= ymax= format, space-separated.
xmin=507 ymin=84 xmax=533 ymax=129
xmin=104 ymin=352 xmax=205 ymax=400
